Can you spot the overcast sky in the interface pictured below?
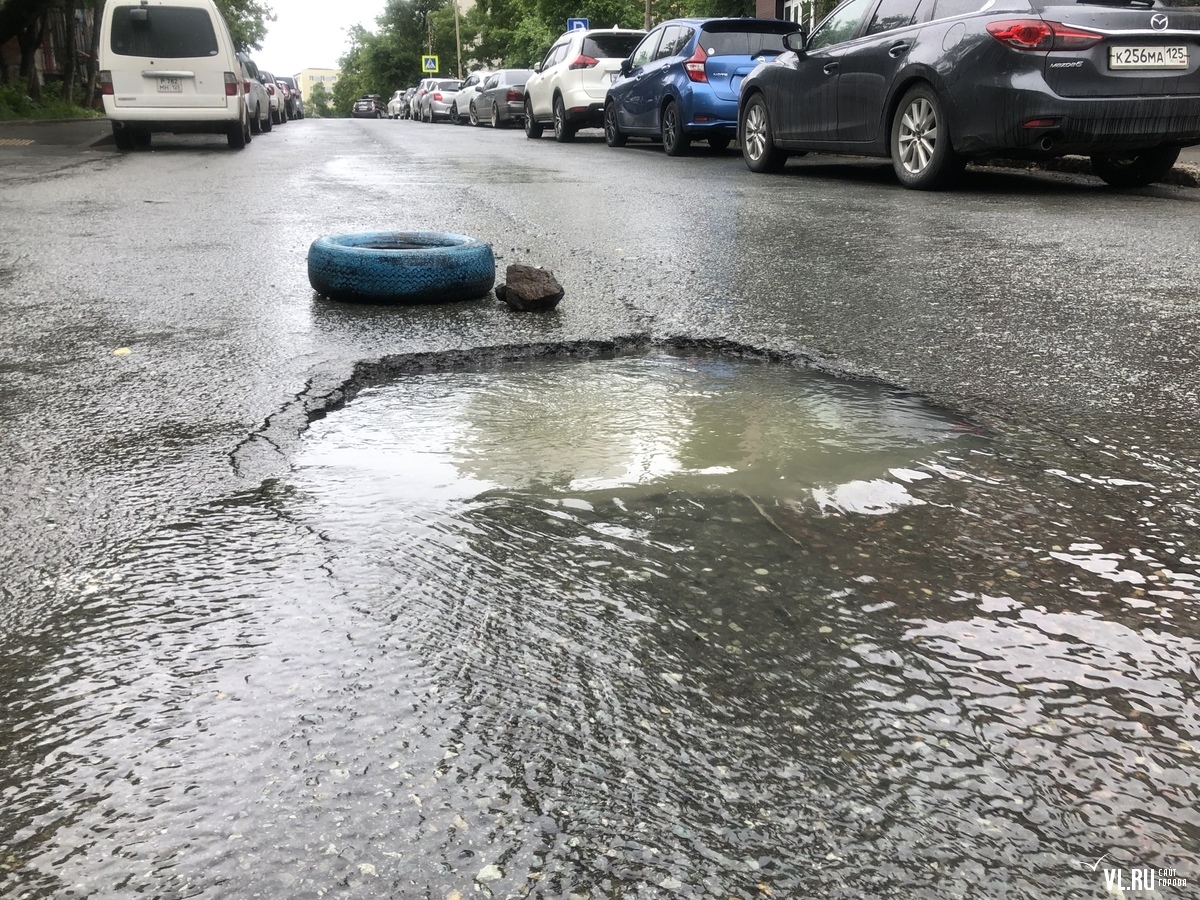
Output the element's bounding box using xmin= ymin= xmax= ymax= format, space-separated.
xmin=256 ymin=0 xmax=388 ymax=77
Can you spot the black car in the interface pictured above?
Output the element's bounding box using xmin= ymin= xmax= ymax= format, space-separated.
xmin=277 ymin=75 xmax=304 ymax=119
xmin=352 ymin=94 xmax=386 ymax=118
xmin=738 ymin=0 xmax=1200 ymax=189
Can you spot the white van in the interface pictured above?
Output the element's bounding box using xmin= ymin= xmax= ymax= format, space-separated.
xmin=98 ymin=0 xmax=250 ymax=150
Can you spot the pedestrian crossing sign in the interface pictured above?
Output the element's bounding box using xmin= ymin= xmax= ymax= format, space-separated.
xmin=422 ymin=55 xmax=438 ymax=73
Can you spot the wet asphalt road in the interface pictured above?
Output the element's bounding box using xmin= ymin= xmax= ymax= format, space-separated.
xmin=2 ymin=116 xmax=1198 ymax=607
xmin=1 ymin=120 xmax=1200 ymax=896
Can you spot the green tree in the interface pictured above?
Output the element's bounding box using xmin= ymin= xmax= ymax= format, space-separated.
xmin=305 ymin=80 xmax=331 ymax=117
xmin=214 ymin=0 xmax=275 ymax=52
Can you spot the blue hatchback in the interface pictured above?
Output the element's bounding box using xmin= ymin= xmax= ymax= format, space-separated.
xmin=604 ymin=17 xmax=800 ymax=156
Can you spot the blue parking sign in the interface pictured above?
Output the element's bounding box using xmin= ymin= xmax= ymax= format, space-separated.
xmin=567 ymin=17 xmax=588 ymax=31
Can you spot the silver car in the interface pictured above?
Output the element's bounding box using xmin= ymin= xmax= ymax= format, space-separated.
xmin=418 ymin=79 xmax=464 ymax=123
xmin=473 ymin=69 xmax=535 ymax=128
xmin=446 ymin=70 xmax=492 ymax=125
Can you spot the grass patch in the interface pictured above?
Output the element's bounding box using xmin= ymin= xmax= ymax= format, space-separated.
xmin=0 ymin=83 xmax=105 ymax=121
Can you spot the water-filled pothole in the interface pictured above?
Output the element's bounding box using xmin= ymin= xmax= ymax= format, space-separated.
xmin=5 ymin=350 xmax=1197 ymax=898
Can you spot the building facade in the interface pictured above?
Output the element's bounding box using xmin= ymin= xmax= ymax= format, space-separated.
xmin=295 ymin=67 xmax=340 ymax=99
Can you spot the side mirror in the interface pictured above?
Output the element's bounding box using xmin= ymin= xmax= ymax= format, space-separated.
xmin=620 ymin=58 xmax=632 ymax=76
xmin=784 ymin=30 xmax=807 ymax=53
xmin=534 ymin=62 xmax=543 ymax=73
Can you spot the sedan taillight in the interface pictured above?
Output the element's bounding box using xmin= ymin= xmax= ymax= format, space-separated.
xmin=986 ymin=19 xmax=1102 ymax=51
xmin=684 ymin=45 xmax=708 ymax=82
xmin=505 ymin=87 xmax=522 ymax=102
xmin=265 ymin=83 xmax=275 ymax=96
xmin=224 ymin=71 xmax=238 ymax=96
xmin=568 ymin=55 xmax=599 ymax=70
xmin=433 ymin=92 xmax=443 ymax=102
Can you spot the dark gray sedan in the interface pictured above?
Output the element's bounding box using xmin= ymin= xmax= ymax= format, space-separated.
xmin=738 ymin=0 xmax=1200 ymax=189
xmin=473 ymin=69 xmax=536 ymax=127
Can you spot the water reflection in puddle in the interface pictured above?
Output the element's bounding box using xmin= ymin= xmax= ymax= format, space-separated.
xmin=2 ymin=353 xmax=1197 ymax=899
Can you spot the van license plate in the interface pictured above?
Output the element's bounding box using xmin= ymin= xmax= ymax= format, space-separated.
xmin=1109 ymin=46 xmax=1188 ymax=69
xmin=157 ymin=77 xmax=183 ymax=92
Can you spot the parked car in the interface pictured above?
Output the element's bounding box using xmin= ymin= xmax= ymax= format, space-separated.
xmin=258 ymin=68 xmax=285 ymax=124
xmin=387 ymin=89 xmax=406 ymax=118
xmin=473 ymin=69 xmax=536 ymax=127
xmin=735 ymin=0 xmax=1200 ymax=189
xmin=418 ymin=78 xmax=464 ymax=122
xmin=447 ymin=70 xmax=492 ymax=124
xmin=604 ymin=17 xmax=797 ymax=156
xmin=352 ymin=94 xmax=386 ymax=118
xmin=277 ymin=75 xmax=303 ymax=119
xmin=98 ymin=0 xmax=251 ymax=150
xmin=409 ymin=79 xmax=436 ymax=118
xmin=524 ymin=27 xmax=645 ymax=141
xmin=238 ymin=51 xmax=271 ymax=134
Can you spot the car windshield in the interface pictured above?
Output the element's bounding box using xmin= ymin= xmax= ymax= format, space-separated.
xmin=582 ymin=33 xmax=644 ymax=58
xmin=109 ymin=5 xmax=218 ymax=58
xmin=697 ymin=28 xmax=792 ymax=57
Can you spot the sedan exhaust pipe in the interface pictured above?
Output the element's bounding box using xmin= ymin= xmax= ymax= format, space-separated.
xmin=1039 ymin=135 xmax=1055 ymax=152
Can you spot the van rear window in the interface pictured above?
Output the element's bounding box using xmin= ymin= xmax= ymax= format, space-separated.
xmin=110 ymin=6 xmax=219 ymax=58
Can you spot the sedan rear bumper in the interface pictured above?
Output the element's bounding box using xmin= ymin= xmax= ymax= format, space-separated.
xmin=952 ymin=85 xmax=1200 ymax=157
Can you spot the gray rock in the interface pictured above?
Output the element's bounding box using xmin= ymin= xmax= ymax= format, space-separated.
xmin=496 ymin=264 xmax=564 ymax=312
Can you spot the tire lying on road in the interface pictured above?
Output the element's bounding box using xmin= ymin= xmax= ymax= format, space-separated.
xmin=307 ymin=232 xmax=496 ymax=304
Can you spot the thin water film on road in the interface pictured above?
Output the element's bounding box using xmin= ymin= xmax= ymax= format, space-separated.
xmin=1 ymin=352 xmax=1197 ymax=898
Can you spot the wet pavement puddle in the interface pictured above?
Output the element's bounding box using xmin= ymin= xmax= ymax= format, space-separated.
xmin=1 ymin=352 xmax=1197 ymax=898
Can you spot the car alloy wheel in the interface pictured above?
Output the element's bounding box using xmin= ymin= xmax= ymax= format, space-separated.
xmin=524 ymin=99 xmax=544 ymax=138
xmin=491 ymin=103 xmax=500 ymax=128
xmin=890 ymin=84 xmax=964 ymax=190
xmin=469 ymin=103 xmax=479 ymax=126
xmin=604 ymin=102 xmax=626 ymax=148
xmin=450 ymin=104 xmax=459 ymax=125
xmin=661 ymin=101 xmax=689 ymax=156
xmin=553 ymin=96 xmax=574 ymax=143
xmin=740 ymin=94 xmax=785 ymax=174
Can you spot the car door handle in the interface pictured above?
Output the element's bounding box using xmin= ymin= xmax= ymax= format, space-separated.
xmin=888 ymin=42 xmax=910 ymax=58
xmin=823 ymin=62 xmax=839 ymax=75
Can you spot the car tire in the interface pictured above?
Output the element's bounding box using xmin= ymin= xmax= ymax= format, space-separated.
xmin=112 ymin=123 xmax=134 ymax=151
xmin=250 ymin=105 xmax=262 ymax=135
xmin=450 ymin=104 xmax=460 ymax=125
xmin=227 ymin=118 xmax=247 ymax=150
xmin=262 ymin=111 xmax=272 ymax=133
xmin=469 ymin=103 xmax=479 ymax=126
xmin=1090 ymin=147 xmax=1180 ymax=188
xmin=708 ymin=134 xmax=731 ymax=152
xmin=740 ymin=93 xmax=786 ymax=174
xmin=604 ymin=102 xmax=626 ymax=148
xmin=890 ymin=84 xmax=964 ymax=191
xmin=525 ymin=99 xmax=543 ymax=138
xmin=132 ymin=128 xmax=152 ymax=149
xmin=307 ymin=231 xmax=496 ymax=305
xmin=661 ymin=100 xmax=689 ymax=156
xmin=553 ymin=95 xmax=575 ymax=143
xmin=491 ymin=103 xmax=501 ymax=128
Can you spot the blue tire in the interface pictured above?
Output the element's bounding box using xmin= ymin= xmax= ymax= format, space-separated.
xmin=307 ymin=231 xmax=495 ymax=304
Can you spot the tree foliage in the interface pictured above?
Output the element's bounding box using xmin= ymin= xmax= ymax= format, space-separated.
xmin=214 ymin=0 xmax=275 ymax=52
xmin=335 ymin=0 xmax=758 ymax=104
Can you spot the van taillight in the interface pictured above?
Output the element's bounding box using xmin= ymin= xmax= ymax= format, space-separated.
xmin=505 ymin=88 xmax=522 ymax=102
xmin=224 ymin=72 xmax=238 ymax=96
xmin=685 ymin=45 xmax=708 ymax=82
xmin=99 ymin=70 xmax=113 ymax=95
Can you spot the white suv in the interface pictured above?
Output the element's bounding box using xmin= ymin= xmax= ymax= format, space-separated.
xmin=523 ymin=27 xmax=644 ymax=142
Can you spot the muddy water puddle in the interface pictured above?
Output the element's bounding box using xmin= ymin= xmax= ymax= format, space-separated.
xmin=2 ymin=352 xmax=1197 ymax=898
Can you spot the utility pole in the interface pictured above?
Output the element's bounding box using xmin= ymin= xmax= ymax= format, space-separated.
xmin=644 ymin=0 xmax=651 ymax=30
xmin=453 ymin=0 xmax=462 ymax=77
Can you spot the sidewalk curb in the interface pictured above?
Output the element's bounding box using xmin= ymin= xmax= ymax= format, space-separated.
xmin=979 ymin=155 xmax=1200 ymax=188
